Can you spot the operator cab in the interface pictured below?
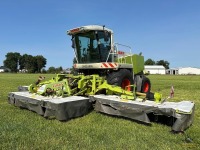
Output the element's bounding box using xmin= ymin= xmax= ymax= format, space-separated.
xmin=67 ymin=25 xmax=114 ymax=63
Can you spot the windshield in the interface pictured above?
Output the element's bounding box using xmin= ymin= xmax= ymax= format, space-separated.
xmin=73 ymin=31 xmax=111 ymax=63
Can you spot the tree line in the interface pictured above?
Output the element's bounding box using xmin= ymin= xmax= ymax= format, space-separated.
xmin=3 ymin=52 xmax=66 ymax=73
xmin=144 ymin=58 xmax=170 ymax=69
xmin=4 ymin=52 xmax=46 ymax=73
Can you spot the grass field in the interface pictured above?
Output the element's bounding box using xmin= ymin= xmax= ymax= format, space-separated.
xmin=0 ymin=74 xmax=200 ymax=149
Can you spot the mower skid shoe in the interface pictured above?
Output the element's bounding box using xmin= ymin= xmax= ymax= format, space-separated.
xmin=8 ymin=91 xmax=92 ymax=121
xmin=92 ymin=95 xmax=195 ymax=132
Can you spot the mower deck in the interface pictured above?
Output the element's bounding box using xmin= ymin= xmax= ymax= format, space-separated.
xmin=92 ymin=95 xmax=195 ymax=132
xmin=8 ymin=91 xmax=92 ymax=121
xmin=8 ymin=88 xmax=195 ymax=132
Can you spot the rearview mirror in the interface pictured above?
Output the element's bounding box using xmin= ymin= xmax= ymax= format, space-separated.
xmin=71 ymin=37 xmax=75 ymax=48
xmin=104 ymin=31 xmax=109 ymax=42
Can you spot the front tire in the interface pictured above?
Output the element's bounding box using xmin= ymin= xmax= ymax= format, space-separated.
xmin=107 ymin=69 xmax=133 ymax=91
xmin=141 ymin=77 xmax=151 ymax=93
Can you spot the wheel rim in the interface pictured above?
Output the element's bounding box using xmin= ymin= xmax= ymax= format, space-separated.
xmin=121 ymin=79 xmax=131 ymax=91
xmin=143 ymin=82 xmax=149 ymax=93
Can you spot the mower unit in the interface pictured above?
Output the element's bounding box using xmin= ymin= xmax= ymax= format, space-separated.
xmin=8 ymin=25 xmax=195 ymax=132
xmin=8 ymin=73 xmax=195 ymax=132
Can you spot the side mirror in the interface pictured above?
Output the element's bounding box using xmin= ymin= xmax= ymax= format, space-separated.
xmin=104 ymin=31 xmax=109 ymax=42
xmin=71 ymin=37 xmax=75 ymax=48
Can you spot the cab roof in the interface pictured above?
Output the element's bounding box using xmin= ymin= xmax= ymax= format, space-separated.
xmin=67 ymin=25 xmax=113 ymax=35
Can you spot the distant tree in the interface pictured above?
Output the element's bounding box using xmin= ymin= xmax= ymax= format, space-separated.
xmin=19 ymin=54 xmax=29 ymax=71
xmin=41 ymin=68 xmax=47 ymax=73
xmin=4 ymin=52 xmax=47 ymax=73
xmin=4 ymin=52 xmax=20 ymax=72
xmin=47 ymin=66 xmax=63 ymax=74
xmin=156 ymin=60 xmax=170 ymax=69
xmin=27 ymin=56 xmax=37 ymax=73
xmin=145 ymin=58 xmax=156 ymax=65
xmin=56 ymin=66 xmax=63 ymax=73
xmin=19 ymin=54 xmax=47 ymax=73
xmin=47 ymin=66 xmax=56 ymax=73
xmin=35 ymin=55 xmax=47 ymax=73
xmin=19 ymin=54 xmax=36 ymax=73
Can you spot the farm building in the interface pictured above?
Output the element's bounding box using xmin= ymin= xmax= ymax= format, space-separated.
xmin=144 ymin=65 xmax=166 ymax=74
xmin=166 ymin=68 xmax=179 ymax=75
xmin=167 ymin=67 xmax=200 ymax=75
xmin=179 ymin=67 xmax=200 ymax=75
xmin=0 ymin=66 xmax=7 ymax=72
xmin=0 ymin=66 xmax=11 ymax=72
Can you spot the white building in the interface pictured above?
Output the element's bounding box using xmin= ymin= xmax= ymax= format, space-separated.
xmin=166 ymin=68 xmax=179 ymax=75
xmin=0 ymin=66 xmax=11 ymax=72
xmin=0 ymin=66 xmax=6 ymax=72
xmin=179 ymin=67 xmax=200 ymax=75
xmin=166 ymin=67 xmax=200 ymax=75
xmin=144 ymin=65 xmax=166 ymax=74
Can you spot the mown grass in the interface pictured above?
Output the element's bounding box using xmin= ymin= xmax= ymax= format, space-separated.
xmin=0 ymin=74 xmax=200 ymax=149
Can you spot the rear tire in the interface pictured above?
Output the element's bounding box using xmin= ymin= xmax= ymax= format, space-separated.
xmin=141 ymin=77 xmax=151 ymax=93
xmin=107 ymin=69 xmax=133 ymax=91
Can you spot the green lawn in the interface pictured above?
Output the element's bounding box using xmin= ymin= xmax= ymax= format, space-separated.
xmin=0 ymin=74 xmax=200 ymax=150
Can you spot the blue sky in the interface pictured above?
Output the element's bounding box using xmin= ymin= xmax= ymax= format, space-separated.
xmin=0 ymin=0 xmax=200 ymax=69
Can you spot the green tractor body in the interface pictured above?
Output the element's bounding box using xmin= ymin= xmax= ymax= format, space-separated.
xmin=67 ymin=25 xmax=151 ymax=93
xmin=29 ymin=25 xmax=155 ymax=101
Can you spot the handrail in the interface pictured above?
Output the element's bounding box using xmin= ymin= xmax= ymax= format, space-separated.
xmin=106 ymin=43 xmax=133 ymax=68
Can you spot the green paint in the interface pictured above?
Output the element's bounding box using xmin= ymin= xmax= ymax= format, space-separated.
xmin=118 ymin=54 xmax=144 ymax=74
xmin=28 ymin=74 xmax=161 ymax=102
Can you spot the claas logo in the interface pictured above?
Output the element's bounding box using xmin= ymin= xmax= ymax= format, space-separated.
xmin=53 ymin=83 xmax=63 ymax=88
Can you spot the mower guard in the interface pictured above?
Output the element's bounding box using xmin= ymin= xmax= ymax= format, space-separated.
xmin=8 ymin=91 xmax=92 ymax=121
xmin=8 ymin=87 xmax=195 ymax=132
xmin=92 ymin=95 xmax=195 ymax=132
